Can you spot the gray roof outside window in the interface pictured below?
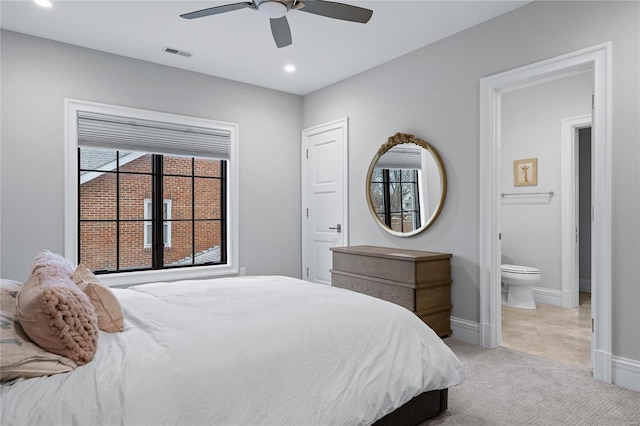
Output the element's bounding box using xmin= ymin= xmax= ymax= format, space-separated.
xmin=169 ymin=246 xmax=221 ymax=266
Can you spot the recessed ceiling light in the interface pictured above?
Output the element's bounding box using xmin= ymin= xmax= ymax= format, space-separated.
xmin=284 ymin=64 xmax=296 ymax=73
xmin=34 ymin=0 xmax=52 ymax=8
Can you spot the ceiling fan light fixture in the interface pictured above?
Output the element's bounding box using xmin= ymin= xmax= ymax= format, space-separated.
xmin=258 ymin=1 xmax=288 ymax=19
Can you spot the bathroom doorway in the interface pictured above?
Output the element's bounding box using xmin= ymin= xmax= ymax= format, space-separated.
xmin=479 ymin=43 xmax=612 ymax=383
xmin=498 ymin=73 xmax=593 ymax=369
xmin=500 ymin=124 xmax=593 ymax=369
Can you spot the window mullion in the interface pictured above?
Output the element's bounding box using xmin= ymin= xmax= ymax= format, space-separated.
xmin=382 ymin=169 xmax=391 ymax=227
xmin=116 ymin=151 xmax=121 ymax=270
xmin=191 ymin=158 xmax=195 ymax=266
xmin=152 ymin=155 xmax=164 ymax=269
xmin=399 ymin=171 xmax=405 ymax=233
xmin=77 ymin=147 xmax=82 ymax=263
xmin=413 ymin=170 xmax=421 ymax=229
xmin=220 ymin=161 xmax=227 ymax=264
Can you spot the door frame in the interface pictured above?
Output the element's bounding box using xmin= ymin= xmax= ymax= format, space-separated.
xmin=479 ymin=43 xmax=612 ymax=382
xmin=561 ymin=114 xmax=592 ymax=308
xmin=301 ymin=118 xmax=349 ymax=282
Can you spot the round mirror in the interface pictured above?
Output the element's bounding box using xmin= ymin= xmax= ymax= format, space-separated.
xmin=366 ymin=132 xmax=447 ymax=237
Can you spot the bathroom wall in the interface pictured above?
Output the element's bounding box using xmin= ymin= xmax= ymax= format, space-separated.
xmin=578 ymin=128 xmax=592 ymax=293
xmin=501 ymin=71 xmax=592 ymax=300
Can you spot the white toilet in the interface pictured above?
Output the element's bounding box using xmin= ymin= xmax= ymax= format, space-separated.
xmin=501 ymin=264 xmax=541 ymax=309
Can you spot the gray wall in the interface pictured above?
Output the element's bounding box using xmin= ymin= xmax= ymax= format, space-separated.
xmin=0 ymin=30 xmax=303 ymax=283
xmin=501 ymin=72 xmax=592 ymax=294
xmin=302 ymin=1 xmax=639 ymax=361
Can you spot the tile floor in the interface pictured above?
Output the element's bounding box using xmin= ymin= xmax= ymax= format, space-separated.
xmin=501 ymin=292 xmax=592 ymax=370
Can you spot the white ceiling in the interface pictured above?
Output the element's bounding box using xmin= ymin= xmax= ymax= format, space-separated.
xmin=0 ymin=0 xmax=529 ymax=95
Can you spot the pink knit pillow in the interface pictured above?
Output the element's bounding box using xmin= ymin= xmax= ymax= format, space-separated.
xmin=16 ymin=252 xmax=99 ymax=365
xmin=31 ymin=250 xmax=75 ymax=278
xmin=1 ymin=279 xmax=77 ymax=382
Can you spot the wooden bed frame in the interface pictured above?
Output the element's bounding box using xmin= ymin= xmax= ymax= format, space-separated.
xmin=373 ymin=388 xmax=448 ymax=426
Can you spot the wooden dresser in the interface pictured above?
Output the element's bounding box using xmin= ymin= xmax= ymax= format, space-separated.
xmin=330 ymin=245 xmax=452 ymax=337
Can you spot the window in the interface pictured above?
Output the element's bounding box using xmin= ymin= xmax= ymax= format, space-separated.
xmin=79 ymin=151 xmax=224 ymax=272
xmin=370 ymin=168 xmax=422 ymax=233
xmin=66 ymin=100 xmax=238 ymax=285
xmin=144 ymin=199 xmax=171 ymax=248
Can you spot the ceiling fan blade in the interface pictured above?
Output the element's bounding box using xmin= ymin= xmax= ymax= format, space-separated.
xmin=291 ymin=1 xmax=305 ymax=10
xmin=180 ymin=2 xmax=254 ymax=20
xmin=297 ymin=0 xmax=372 ymax=23
xmin=270 ymin=16 xmax=292 ymax=48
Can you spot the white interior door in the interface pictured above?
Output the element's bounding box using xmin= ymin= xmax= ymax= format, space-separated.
xmin=301 ymin=118 xmax=348 ymax=285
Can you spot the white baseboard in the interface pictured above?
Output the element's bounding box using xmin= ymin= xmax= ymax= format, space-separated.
xmin=450 ymin=316 xmax=479 ymax=345
xmin=478 ymin=322 xmax=497 ymax=348
xmin=612 ymin=356 xmax=640 ymax=392
xmin=532 ymin=286 xmax=562 ymax=306
xmin=593 ymin=349 xmax=612 ymax=383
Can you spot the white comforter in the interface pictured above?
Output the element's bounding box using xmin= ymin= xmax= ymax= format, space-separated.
xmin=1 ymin=276 xmax=464 ymax=426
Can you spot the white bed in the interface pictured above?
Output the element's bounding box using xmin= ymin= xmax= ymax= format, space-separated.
xmin=1 ymin=275 xmax=464 ymax=425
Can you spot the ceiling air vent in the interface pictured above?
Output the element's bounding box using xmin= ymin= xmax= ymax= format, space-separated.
xmin=162 ymin=46 xmax=193 ymax=58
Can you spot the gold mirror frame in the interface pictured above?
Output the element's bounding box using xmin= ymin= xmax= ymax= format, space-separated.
xmin=366 ymin=132 xmax=447 ymax=237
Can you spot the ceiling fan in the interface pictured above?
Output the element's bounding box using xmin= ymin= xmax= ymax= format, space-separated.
xmin=180 ymin=0 xmax=373 ymax=48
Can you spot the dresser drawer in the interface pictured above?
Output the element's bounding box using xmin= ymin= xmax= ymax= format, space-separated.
xmin=331 ymin=271 xmax=414 ymax=310
xmin=332 ymin=252 xmax=417 ymax=284
xmin=416 ymin=283 xmax=451 ymax=311
xmin=417 ymin=309 xmax=452 ymax=337
xmin=415 ymin=259 xmax=451 ymax=284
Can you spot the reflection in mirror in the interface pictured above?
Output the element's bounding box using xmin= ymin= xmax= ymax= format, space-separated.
xmin=370 ymin=167 xmax=422 ymax=233
xmin=366 ymin=133 xmax=446 ymax=237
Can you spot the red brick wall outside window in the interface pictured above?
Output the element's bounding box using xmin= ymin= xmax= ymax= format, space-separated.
xmin=79 ymin=152 xmax=223 ymax=272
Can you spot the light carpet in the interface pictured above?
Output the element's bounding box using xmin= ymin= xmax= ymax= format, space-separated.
xmin=425 ymin=339 xmax=639 ymax=425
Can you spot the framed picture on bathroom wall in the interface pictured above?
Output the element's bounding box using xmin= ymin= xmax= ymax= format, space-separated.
xmin=513 ymin=158 xmax=538 ymax=186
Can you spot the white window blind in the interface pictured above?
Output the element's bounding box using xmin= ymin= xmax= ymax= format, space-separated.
xmin=77 ymin=111 xmax=231 ymax=160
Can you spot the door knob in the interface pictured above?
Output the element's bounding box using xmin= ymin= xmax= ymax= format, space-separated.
xmin=329 ymin=224 xmax=342 ymax=233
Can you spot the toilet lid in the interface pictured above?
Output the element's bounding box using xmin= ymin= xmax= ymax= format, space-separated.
xmin=501 ymin=264 xmax=540 ymax=274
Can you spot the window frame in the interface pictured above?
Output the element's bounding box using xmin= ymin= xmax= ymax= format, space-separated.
xmin=65 ymin=99 xmax=239 ymax=286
